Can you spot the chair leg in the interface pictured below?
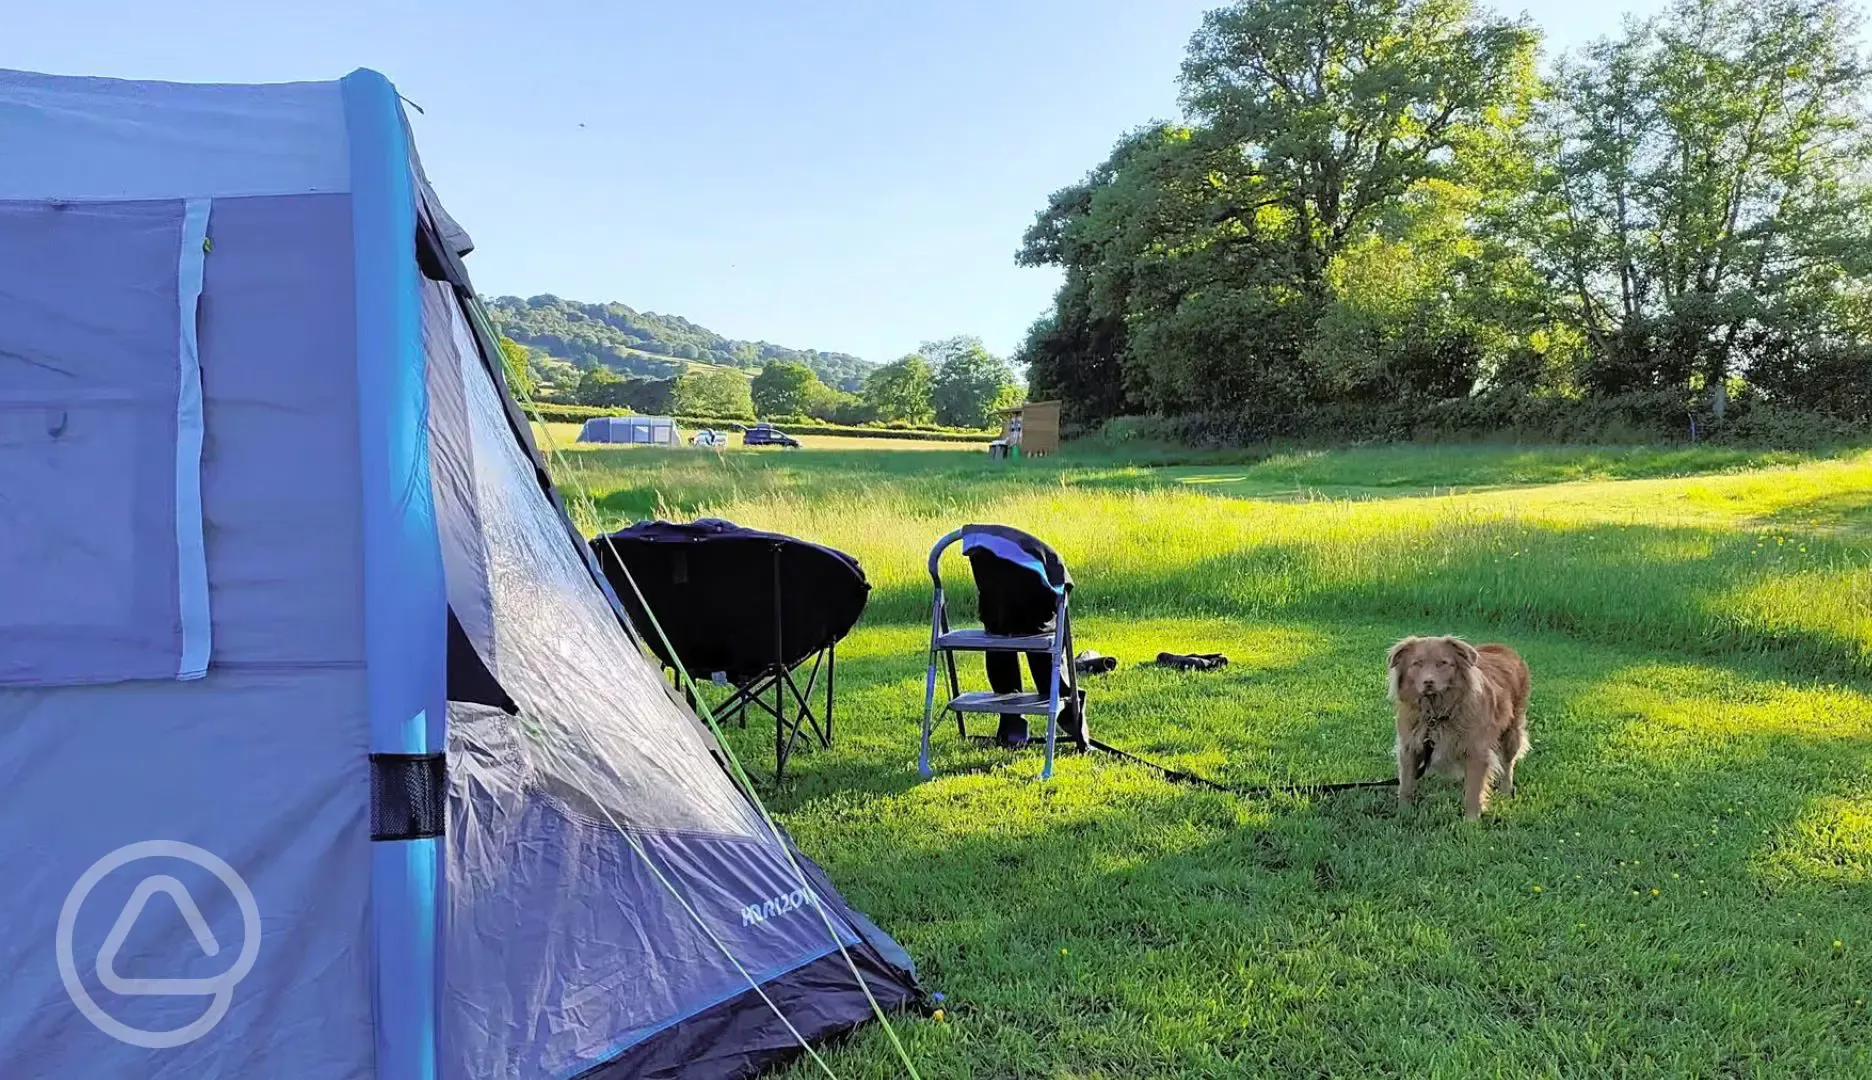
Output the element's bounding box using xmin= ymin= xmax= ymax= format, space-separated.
xmin=792 ymin=651 xmax=831 ymax=749
xmin=940 ymin=609 xmax=965 ymax=740
xmin=774 ymin=667 xmax=822 ymax=781
xmin=1041 ymin=596 xmax=1067 ymax=780
xmin=1042 ymin=662 xmax=1060 ymax=781
xmin=773 ymin=673 xmax=787 ymax=783
xmin=1062 ymin=608 xmax=1082 ymax=748
xmin=919 ymin=655 xmax=938 ymax=779
xmin=920 ymin=596 xmax=943 ymax=779
xmin=945 ymin=650 xmax=965 ymax=739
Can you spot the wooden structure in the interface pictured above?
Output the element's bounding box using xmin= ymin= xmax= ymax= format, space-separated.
xmin=1000 ymin=400 xmax=1061 ymax=457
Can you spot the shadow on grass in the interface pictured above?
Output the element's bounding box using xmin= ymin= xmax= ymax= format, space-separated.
xmin=1753 ymin=486 xmax=1872 ymax=536
xmin=846 ymin=512 xmax=1870 ymax=684
xmin=772 ymin=633 xmax=1872 ymax=1077
xmin=1065 ymin=443 xmax=1851 ymax=503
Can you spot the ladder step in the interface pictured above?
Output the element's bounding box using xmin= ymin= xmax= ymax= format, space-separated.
xmin=945 ymin=691 xmax=1057 ymax=715
xmin=934 ymin=629 xmax=1057 ymax=653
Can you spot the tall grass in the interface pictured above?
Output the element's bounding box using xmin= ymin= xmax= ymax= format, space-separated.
xmin=552 ymin=442 xmax=1872 ymax=680
xmin=543 ymin=440 xmax=1872 ymax=1078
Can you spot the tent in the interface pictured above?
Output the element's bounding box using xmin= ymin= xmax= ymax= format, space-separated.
xmin=578 ymin=415 xmax=680 ymax=446
xmin=0 ymin=67 xmax=921 ymax=1079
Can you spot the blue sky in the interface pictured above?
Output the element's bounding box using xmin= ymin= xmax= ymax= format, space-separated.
xmin=8 ymin=0 xmax=1659 ymax=363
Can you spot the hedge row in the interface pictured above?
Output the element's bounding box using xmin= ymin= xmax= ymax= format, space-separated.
xmin=525 ymin=403 xmax=997 ymax=443
xmin=1106 ymin=389 xmax=1865 ymax=451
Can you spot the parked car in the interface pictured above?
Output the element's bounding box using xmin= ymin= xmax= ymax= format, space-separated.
xmin=742 ymin=423 xmax=801 ymax=448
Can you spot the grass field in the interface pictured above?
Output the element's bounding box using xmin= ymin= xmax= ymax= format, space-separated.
xmin=545 ymin=436 xmax=1872 ymax=1078
xmin=534 ymin=421 xmax=989 ymax=455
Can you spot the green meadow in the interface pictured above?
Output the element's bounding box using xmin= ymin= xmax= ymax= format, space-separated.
xmin=545 ymin=435 xmax=1872 ymax=1078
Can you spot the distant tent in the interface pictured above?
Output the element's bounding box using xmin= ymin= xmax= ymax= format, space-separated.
xmin=0 ymin=67 xmax=920 ymax=1080
xmin=579 ymin=415 xmax=680 ymax=445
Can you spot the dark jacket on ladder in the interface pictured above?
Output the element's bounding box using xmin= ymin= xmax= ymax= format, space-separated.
xmin=966 ymin=545 xmax=1085 ymax=748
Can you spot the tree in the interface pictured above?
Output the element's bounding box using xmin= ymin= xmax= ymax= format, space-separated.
xmin=620 ymin=376 xmax=676 ymax=415
xmin=1180 ymin=0 xmax=1538 ymax=282
xmin=862 ymin=356 xmax=936 ymax=425
xmin=925 ymin=336 xmax=1024 ymax=428
xmin=800 ymin=379 xmax=853 ymax=421
xmin=497 ymin=336 xmax=537 ymax=399
xmin=1304 ymin=175 xmax=1555 ymax=405
xmin=485 ymin=295 xmax=880 ymax=389
xmin=1016 ymin=0 xmax=1540 ymax=428
xmin=670 ymin=368 xmax=755 ymax=419
xmin=574 ymin=365 xmax=634 ymax=409
xmin=751 ymin=361 xmax=822 ymax=417
xmin=528 ymin=353 xmax=583 ymax=402
xmin=1529 ymin=0 xmax=1872 ymax=396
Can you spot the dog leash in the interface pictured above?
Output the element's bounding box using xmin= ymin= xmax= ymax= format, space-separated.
xmin=1085 ymin=737 xmax=1400 ymax=797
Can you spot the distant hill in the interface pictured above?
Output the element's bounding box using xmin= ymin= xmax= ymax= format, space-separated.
xmin=485 ymin=295 xmax=874 ymax=392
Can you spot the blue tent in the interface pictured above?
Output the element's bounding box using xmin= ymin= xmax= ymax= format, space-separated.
xmin=578 ymin=416 xmax=680 ymax=446
xmin=0 ymin=68 xmax=920 ymax=1079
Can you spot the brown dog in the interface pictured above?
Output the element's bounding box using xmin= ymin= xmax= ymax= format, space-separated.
xmin=1388 ymin=636 xmax=1531 ymax=819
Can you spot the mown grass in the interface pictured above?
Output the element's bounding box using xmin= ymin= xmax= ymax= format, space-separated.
xmin=546 ymin=438 xmax=1872 ymax=1078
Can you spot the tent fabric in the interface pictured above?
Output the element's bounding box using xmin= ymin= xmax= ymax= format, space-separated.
xmin=192 ymin=192 xmax=363 ymax=668
xmin=422 ymin=279 xmax=499 ymax=662
xmin=0 ymin=69 xmax=349 ymax=201
xmin=427 ymin=279 xmax=758 ymax=839
xmin=424 ymin=211 xmax=921 ymax=1074
xmin=0 ymin=198 xmax=201 ymax=686
xmin=0 ymin=188 xmax=374 ymax=1079
xmin=0 ymin=668 xmax=378 ymax=1080
xmin=409 ymin=137 xmax=475 ymax=259
xmin=0 ymin=65 xmax=921 ymax=1080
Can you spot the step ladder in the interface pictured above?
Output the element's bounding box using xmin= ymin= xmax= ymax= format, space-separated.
xmin=918 ymin=526 xmax=1077 ymax=781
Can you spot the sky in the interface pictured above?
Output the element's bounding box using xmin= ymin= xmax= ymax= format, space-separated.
xmin=8 ymin=0 xmax=1662 ymax=363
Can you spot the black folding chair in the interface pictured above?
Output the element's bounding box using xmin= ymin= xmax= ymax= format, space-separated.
xmin=589 ymin=519 xmax=869 ymax=782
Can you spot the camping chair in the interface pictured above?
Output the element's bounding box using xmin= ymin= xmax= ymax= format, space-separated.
xmin=919 ymin=525 xmax=1078 ymax=781
xmin=589 ymin=519 xmax=869 ymax=782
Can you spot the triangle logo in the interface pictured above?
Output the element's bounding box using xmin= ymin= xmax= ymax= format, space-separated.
xmin=96 ymin=875 xmax=224 ymax=996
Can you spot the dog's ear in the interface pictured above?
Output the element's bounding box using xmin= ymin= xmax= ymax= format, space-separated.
xmin=1447 ymin=637 xmax=1480 ymax=667
xmin=1388 ymin=638 xmax=1417 ymax=669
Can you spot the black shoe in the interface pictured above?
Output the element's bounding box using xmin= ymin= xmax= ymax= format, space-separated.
xmin=1155 ymin=652 xmax=1230 ymax=672
xmin=1074 ymin=650 xmax=1117 ymax=675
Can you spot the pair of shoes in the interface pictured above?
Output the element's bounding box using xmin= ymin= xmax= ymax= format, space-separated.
xmin=1154 ymin=652 xmax=1229 ymax=672
xmin=1074 ymin=650 xmax=1117 ymax=675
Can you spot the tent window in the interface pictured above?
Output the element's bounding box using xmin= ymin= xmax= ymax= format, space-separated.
xmin=0 ymin=198 xmax=214 ymax=687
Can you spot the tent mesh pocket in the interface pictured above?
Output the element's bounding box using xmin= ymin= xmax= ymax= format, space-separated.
xmin=370 ymin=753 xmax=447 ymax=841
